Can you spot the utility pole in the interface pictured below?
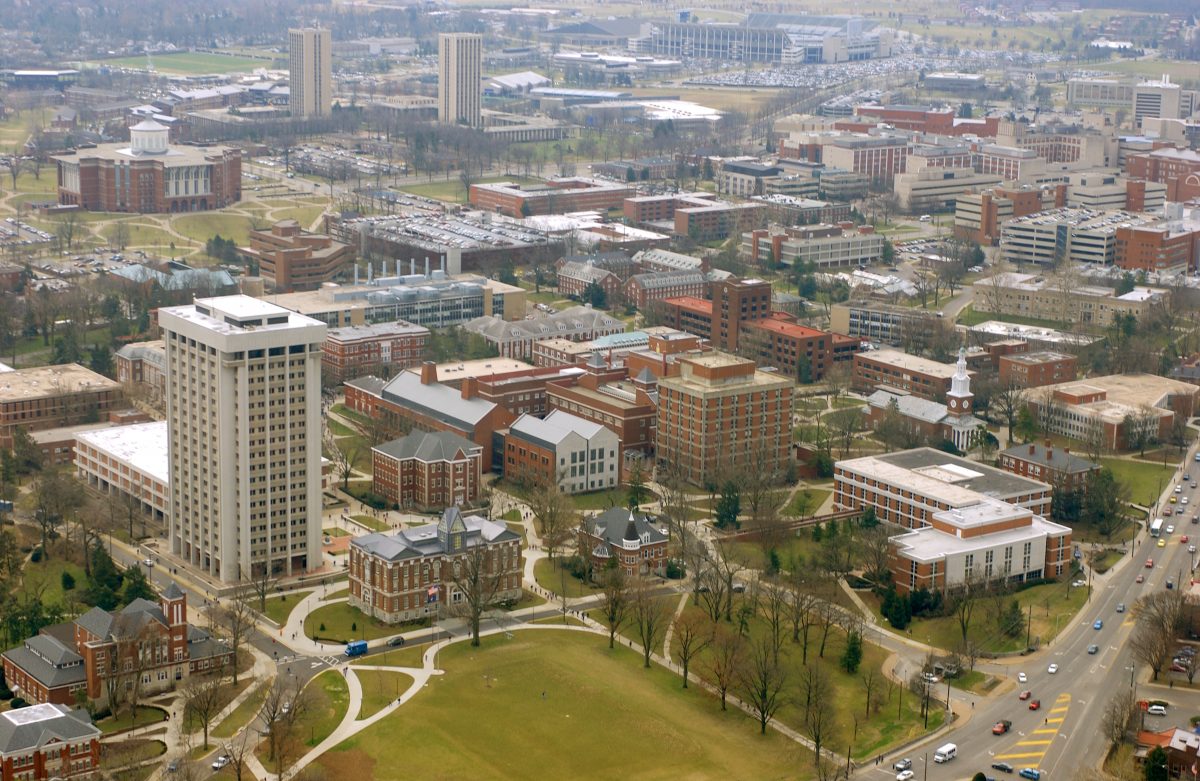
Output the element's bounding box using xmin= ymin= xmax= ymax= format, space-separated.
xmin=1026 ymin=602 xmax=1032 ymax=648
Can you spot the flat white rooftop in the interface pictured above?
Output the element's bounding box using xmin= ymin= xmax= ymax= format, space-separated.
xmin=76 ymin=421 xmax=168 ymax=484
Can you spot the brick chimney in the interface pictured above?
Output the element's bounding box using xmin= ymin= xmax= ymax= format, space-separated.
xmin=461 ymin=376 xmax=478 ymax=400
xmin=420 ymin=361 xmax=437 ymax=385
xmin=1028 ymin=444 xmax=1035 ymax=455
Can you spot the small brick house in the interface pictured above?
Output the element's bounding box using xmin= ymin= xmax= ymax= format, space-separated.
xmin=997 ymin=442 xmax=1100 ymax=495
xmin=371 ymin=430 xmax=484 ymax=511
xmin=579 ymin=508 xmax=669 ymax=578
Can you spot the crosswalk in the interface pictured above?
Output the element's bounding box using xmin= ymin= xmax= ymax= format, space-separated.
xmin=993 ymin=692 xmax=1072 ymax=769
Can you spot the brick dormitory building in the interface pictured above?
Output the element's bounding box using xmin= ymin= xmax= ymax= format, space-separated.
xmin=1 ymin=585 xmax=232 ymax=709
xmin=0 ymin=703 xmax=101 ymax=780
xmin=0 ymin=364 xmax=126 ymax=449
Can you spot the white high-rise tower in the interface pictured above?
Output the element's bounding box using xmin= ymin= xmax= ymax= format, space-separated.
xmin=160 ymin=296 xmax=326 ymax=583
xmin=289 ymin=28 xmax=333 ymax=118
xmin=438 ymin=33 xmax=482 ymax=127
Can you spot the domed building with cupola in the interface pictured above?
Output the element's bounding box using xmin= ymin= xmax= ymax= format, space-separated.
xmin=53 ymin=120 xmax=241 ymax=214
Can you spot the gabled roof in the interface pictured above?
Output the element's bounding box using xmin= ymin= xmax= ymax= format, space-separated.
xmin=0 ymin=704 xmax=99 ymax=754
xmin=380 ymin=371 xmax=498 ymax=430
xmin=509 ymin=409 xmax=609 ymax=449
xmin=583 ymin=508 xmax=667 ymax=548
xmin=373 ymin=430 xmax=482 ymax=463
xmin=627 ymin=270 xmax=707 ymax=290
xmin=74 ymin=607 xmax=113 ymax=640
xmin=998 ymin=442 xmax=1099 ymax=475
xmin=351 ymin=512 xmax=518 ymax=562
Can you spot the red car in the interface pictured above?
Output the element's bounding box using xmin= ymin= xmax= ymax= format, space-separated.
xmin=1183 ymin=536 xmax=1190 ymax=543
xmin=1147 ymin=559 xmax=1155 ymax=568
xmin=993 ymin=720 xmax=1012 ymax=735
xmin=1029 ymin=699 xmax=1042 ymax=711
xmin=1019 ymin=690 xmax=1032 ymax=700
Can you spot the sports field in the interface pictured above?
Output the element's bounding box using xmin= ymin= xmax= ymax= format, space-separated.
xmin=90 ymin=52 xmax=271 ymax=75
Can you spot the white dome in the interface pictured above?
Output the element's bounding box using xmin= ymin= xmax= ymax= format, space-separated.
xmin=130 ymin=120 xmax=169 ymax=154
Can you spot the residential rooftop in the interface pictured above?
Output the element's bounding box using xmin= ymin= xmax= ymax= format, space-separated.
xmin=839 ymin=448 xmax=1051 ymax=505
xmin=858 ymin=349 xmax=963 ymax=379
xmin=0 ymin=363 xmax=120 ymax=402
xmin=75 ymin=421 xmax=169 ymax=485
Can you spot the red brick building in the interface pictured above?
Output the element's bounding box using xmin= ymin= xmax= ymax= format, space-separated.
xmin=740 ymin=314 xmax=832 ymax=383
xmin=371 ymin=430 xmax=484 ymax=511
xmin=349 ymin=507 xmax=522 ymax=624
xmin=0 ymin=364 xmax=126 ymax=449
xmin=623 ymin=192 xmax=715 ymax=226
xmin=1115 ymin=223 xmax=1200 ymax=273
xmin=0 ymin=263 xmax=22 ymax=293
xmin=1 ymin=584 xmax=231 ymax=709
xmin=997 ymin=442 xmax=1100 ymax=496
xmin=322 ymin=321 xmax=430 ymax=385
xmin=852 ymin=349 xmax=967 ymax=402
xmin=1126 ymin=148 xmax=1200 ymax=202
xmin=0 ymin=703 xmax=101 ymax=781
xmin=579 ymin=508 xmax=669 ymax=577
xmin=997 ymin=351 xmax=1078 ymax=389
xmin=240 ymin=219 xmax=355 ymax=292
xmin=52 ymin=121 xmax=240 ymax=214
xmin=546 ymin=356 xmax=658 ymax=453
xmin=623 ymin=270 xmax=708 ymax=310
xmin=469 ymin=178 xmax=635 ymax=217
xmin=556 ymin=259 xmax=623 ymax=302
xmin=343 ymin=363 xmax=514 ymax=471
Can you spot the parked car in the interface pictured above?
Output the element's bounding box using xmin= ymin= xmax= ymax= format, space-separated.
xmin=1168 ymin=525 xmax=1177 ymax=534
xmin=892 ymin=758 xmax=912 ymax=771
xmin=387 ymin=636 xmax=406 ymax=647
xmin=992 ymin=761 xmax=1015 ymax=773
xmin=1019 ymin=769 xmax=1042 ymax=780
xmin=212 ymin=756 xmax=231 ymax=771
xmin=896 ymin=772 xmax=915 ymax=781
xmin=993 ymin=719 xmax=1013 ymax=735
xmin=1029 ymin=699 xmax=1041 ymax=710
xmin=1017 ymin=672 xmax=1028 ymax=683
xmin=1149 ymin=704 xmax=1168 ymax=716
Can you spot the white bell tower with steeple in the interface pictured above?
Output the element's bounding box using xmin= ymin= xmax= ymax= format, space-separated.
xmin=945 ymin=347 xmax=977 ymax=451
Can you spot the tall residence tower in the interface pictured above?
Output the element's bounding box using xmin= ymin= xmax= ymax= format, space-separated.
xmin=289 ymin=27 xmax=332 ymax=118
xmin=160 ymin=296 xmax=326 ymax=582
xmin=438 ymin=32 xmax=482 ymax=127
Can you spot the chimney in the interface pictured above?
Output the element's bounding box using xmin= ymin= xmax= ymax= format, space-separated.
xmin=1046 ymin=447 xmax=1053 ymax=461
xmin=461 ymin=376 xmax=479 ymax=400
xmin=425 ymin=257 xmax=430 ymax=278
xmin=419 ymin=361 xmax=437 ymax=385
xmin=1028 ymin=444 xmax=1035 ymax=455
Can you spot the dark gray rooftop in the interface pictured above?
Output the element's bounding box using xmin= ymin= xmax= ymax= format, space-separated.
xmin=998 ymin=443 xmax=1100 ymax=476
xmin=373 ymin=430 xmax=482 ymax=463
xmin=0 ymin=703 xmax=98 ymax=754
xmin=871 ymin=447 xmax=1050 ymax=499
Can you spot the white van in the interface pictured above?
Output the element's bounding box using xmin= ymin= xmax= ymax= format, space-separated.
xmin=1148 ymin=704 xmax=1168 ymax=716
xmin=933 ymin=743 xmax=957 ymax=763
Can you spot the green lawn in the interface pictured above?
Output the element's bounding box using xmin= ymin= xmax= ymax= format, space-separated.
xmin=323 ymin=528 xmax=350 ymax=538
xmin=298 ymin=670 xmax=351 ymax=747
xmin=331 ymin=404 xmax=372 ymax=426
xmin=212 ymin=682 xmax=268 ymax=739
xmin=532 ymin=557 xmax=601 ymax=598
xmin=262 ymin=590 xmax=311 ymax=626
xmin=570 ymin=487 xmax=659 ymax=511
xmin=1102 ymin=457 xmax=1179 ymax=507
xmin=316 ymin=631 xmax=809 ymax=780
xmin=98 ymin=738 xmax=165 ymax=770
xmin=18 ymin=556 xmax=88 ymax=609
xmin=869 ymin=579 xmax=1090 ymax=654
xmin=354 ymin=669 xmax=413 ymax=719
xmin=957 ymin=305 xmax=1066 ymax=330
xmin=326 ymin=587 xmax=351 ymax=600
xmin=92 ymin=51 xmax=271 ymax=75
xmin=328 ymin=419 xmax=358 ymax=437
xmin=96 ymin=706 xmax=168 ymax=734
xmin=183 ymin=678 xmax=249 ymax=735
xmin=305 ymin=601 xmax=401 ymax=643
xmin=172 ymin=212 xmax=256 ymax=245
xmin=354 ymin=643 xmax=429 ymax=669
xmin=400 ymin=175 xmax=541 ymax=204
xmin=351 ymin=514 xmax=390 ymax=532
xmin=782 ymin=488 xmax=832 ymax=518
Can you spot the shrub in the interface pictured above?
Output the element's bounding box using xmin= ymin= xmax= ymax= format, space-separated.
xmin=9 ymin=697 xmax=27 ymax=709
xmin=665 ymin=560 xmax=685 ymax=579
xmin=319 ymin=623 xmax=326 ymax=632
xmin=351 ymin=622 xmax=357 ymax=632
xmin=61 ymin=571 xmax=75 ymax=591
xmin=0 ymin=686 xmax=12 ymax=701
xmin=30 ymin=547 xmax=42 ymax=563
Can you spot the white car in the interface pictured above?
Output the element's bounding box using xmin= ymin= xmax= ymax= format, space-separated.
xmin=212 ymin=756 xmax=230 ymax=771
xmin=1018 ymin=672 xmax=1028 ymax=683
xmin=897 ymin=771 xmax=915 ymax=781
xmin=1168 ymin=525 xmax=1177 ymax=534
xmin=142 ymin=558 xmax=154 ymax=567
xmin=1048 ymin=663 xmax=1059 ymax=674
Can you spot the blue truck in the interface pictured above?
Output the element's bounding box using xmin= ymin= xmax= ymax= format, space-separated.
xmin=345 ymin=640 xmax=368 ymax=657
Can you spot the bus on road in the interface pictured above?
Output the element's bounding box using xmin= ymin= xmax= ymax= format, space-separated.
xmin=1151 ymin=518 xmax=1164 ymax=537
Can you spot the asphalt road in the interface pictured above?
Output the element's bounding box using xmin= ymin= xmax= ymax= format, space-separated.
xmin=863 ymin=442 xmax=1200 ymax=781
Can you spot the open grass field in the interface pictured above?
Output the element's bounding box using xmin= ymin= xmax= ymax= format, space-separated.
xmin=317 ymin=630 xmax=809 ymax=780
xmin=89 ymin=52 xmax=272 ymax=75
xmin=172 ymin=212 xmax=256 ymax=245
xmin=299 ymin=670 xmax=351 ymax=747
xmin=262 ymin=590 xmax=311 ymax=626
xmin=305 ymin=601 xmax=399 ymax=643
xmin=95 ymin=706 xmax=168 ymax=734
xmin=350 ymin=514 xmax=390 ymax=533
xmin=18 ymin=556 xmax=88 ymax=608
xmin=626 ymin=86 xmax=782 ymax=114
xmin=1088 ymin=59 xmax=1200 ymax=86
xmin=866 ymin=579 xmax=1089 ymax=654
xmin=1102 ymin=457 xmax=1178 ymax=507
xmin=957 ymin=304 xmax=1067 ymax=330
xmin=354 ymin=669 xmax=413 ymax=719
xmin=532 ymin=558 xmax=601 ymax=599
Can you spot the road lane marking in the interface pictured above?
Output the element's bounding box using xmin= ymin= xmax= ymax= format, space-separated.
xmin=1031 ymin=728 xmax=1058 ymax=735
xmin=993 ymin=752 xmax=1048 ymax=760
xmin=1015 ymin=740 xmax=1054 ymax=747
xmin=1047 ymin=717 xmax=1065 ymax=724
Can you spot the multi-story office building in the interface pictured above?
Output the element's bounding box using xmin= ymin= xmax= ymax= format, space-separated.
xmin=371 ymin=430 xmax=484 ymax=511
xmin=820 ymin=135 xmax=908 ymax=186
xmin=648 ymin=14 xmax=892 ymax=65
xmin=1115 ymin=221 xmax=1200 ymax=274
xmin=438 ymin=33 xmax=483 ymax=127
xmin=973 ymin=144 xmax=1044 ymax=182
xmin=997 ymin=351 xmax=1078 ymax=390
xmin=741 ymin=223 xmax=885 ymax=268
xmin=997 ymin=442 xmax=1100 ymax=496
xmin=465 ymin=306 xmax=625 ymax=360
xmin=470 ymin=178 xmax=635 ymax=217
xmin=830 ymin=300 xmax=946 ymax=347
xmin=504 ymin=410 xmax=621 ymax=494
xmin=240 ymin=219 xmax=354 ymax=292
xmin=0 ymin=364 xmax=125 ymax=449
xmin=973 ymin=271 xmax=1167 ymax=328
xmin=75 ymin=421 xmax=169 ymax=522
xmin=893 ymin=168 xmax=1003 ymax=213
xmin=852 ymin=349 xmax=967 ymax=402
xmin=954 ymin=186 xmax=1053 ymax=246
xmin=289 ymin=28 xmax=333 ymax=118
xmin=656 ymin=353 xmax=793 ymax=486
xmin=321 ymin=321 xmax=430 ymax=384
xmin=623 ymin=270 xmax=708 ymax=309
xmin=1066 ymin=77 xmax=1136 ymax=110
xmin=114 ymin=340 xmax=167 ymax=400
xmin=1065 ymin=173 xmax=1165 ymax=212
xmin=545 ymin=356 xmax=658 ymax=453
xmin=160 ymin=296 xmax=326 ymax=582
xmin=1127 ymin=147 xmax=1200 ymax=203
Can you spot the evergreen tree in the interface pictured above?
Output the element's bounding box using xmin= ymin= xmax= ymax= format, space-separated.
xmin=89 ymin=344 xmax=113 ymax=378
xmin=714 ymin=482 xmax=741 ymax=530
xmin=840 ymin=629 xmax=863 ymax=673
xmin=120 ymin=566 xmax=157 ymax=605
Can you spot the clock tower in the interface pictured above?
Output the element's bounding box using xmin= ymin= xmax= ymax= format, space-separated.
xmin=946 ymin=347 xmax=977 ymax=451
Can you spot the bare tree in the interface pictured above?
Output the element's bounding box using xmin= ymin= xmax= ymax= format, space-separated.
xmin=221 ymin=728 xmax=256 ymax=781
xmin=784 ymin=571 xmax=822 ymax=665
xmin=214 ymin=588 xmax=255 ymax=685
xmin=260 ymin=676 xmax=305 ymax=771
xmin=705 ymin=625 xmax=743 ymax=710
xmin=861 ymin=667 xmax=884 ymax=718
xmin=182 ymin=675 xmax=224 ymax=750
xmin=991 ymin=382 xmax=1025 ymax=443
xmin=799 ymin=663 xmax=837 ymax=766
xmin=447 ymin=539 xmax=506 ymax=647
xmin=525 ymin=471 xmax=576 ymax=562
xmin=1130 ymin=590 xmax=1184 ymax=680
xmin=738 ymin=634 xmax=788 ymax=735
xmin=952 ymin=567 xmax=986 ymax=645
xmin=630 ymin=578 xmax=670 ymax=668
xmin=246 ymin=565 xmax=277 ymax=614
xmin=759 ymin=576 xmax=788 ymax=666
xmin=597 ymin=565 xmax=630 ymax=649
xmin=33 ymin=469 xmax=84 ymax=558
xmin=323 ymin=427 xmax=357 ymax=490
xmin=858 ymin=523 xmax=894 ymax=584
xmin=1101 ymin=688 xmax=1138 ymax=746
xmin=707 ymin=537 xmax=746 ymax=622
xmin=671 ymin=611 xmax=712 ymax=688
